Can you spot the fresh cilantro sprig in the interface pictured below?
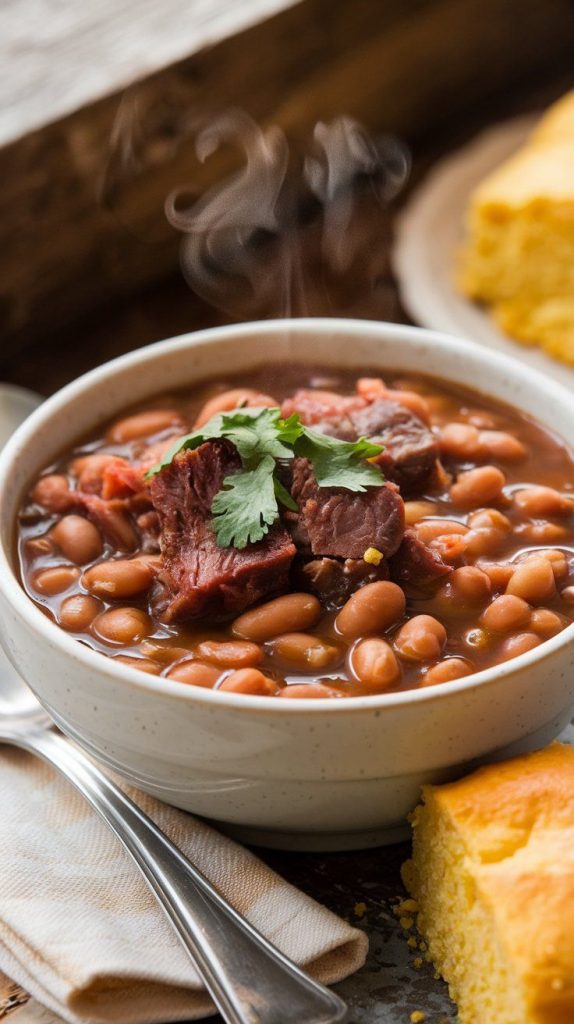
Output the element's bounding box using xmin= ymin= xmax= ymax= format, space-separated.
xmin=147 ymin=406 xmax=384 ymax=549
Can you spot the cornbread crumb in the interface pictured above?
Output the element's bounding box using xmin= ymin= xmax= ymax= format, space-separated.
xmin=399 ymin=915 xmax=414 ymax=930
xmin=410 ymin=1012 xmax=426 ymax=1023
xmin=398 ymin=897 xmax=419 ymax=914
xmin=407 ymin=936 xmax=418 ymax=949
xmin=363 ymin=546 xmax=383 ymax=565
xmin=413 ymin=957 xmax=424 ymax=969
xmin=353 ymin=902 xmax=367 ymax=918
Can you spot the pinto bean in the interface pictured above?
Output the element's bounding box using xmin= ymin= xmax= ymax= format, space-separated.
xmin=82 ymin=559 xmax=154 ymax=598
xmin=355 ymin=379 xmax=430 ymax=422
xmin=394 ymin=616 xmax=446 ymax=662
xmin=561 ymin=586 xmax=574 ymax=605
xmin=58 ymin=594 xmax=102 ymax=631
xmin=195 ymin=389 xmax=276 ymax=427
xmin=32 ymin=565 xmax=80 ymax=595
xmin=93 ymin=607 xmax=151 ymax=645
xmin=526 ymin=549 xmax=569 ymax=581
xmin=477 ymin=561 xmax=515 ymax=590
xmin=197 ymin=640 xmax=263 ymax=668
xmin=505 ymin=557 xmax=556 ymax=604
xmin=113 ymin=656 xmax=161 ymax=675
xmin=167 ymin=661 xmax=221 ymax=687
xmin=478 ymin=430 xmax=526 ymax=461
xmin=140 ymin=642 xmax=193 ymax=664
xmin=279 ymin=683 xmax=340 ymax=698
xmin=481 ymin=595 xmax=531 ymax=633
xmin=516 ymin=521 xmax=570 ymax=544
xmin=500 ymin=632 xmax=542 ymax=661
xmin=51 ymin=515 xmax=103 ymax=564
xmin=270 ymin=633 xmax=340 ymax=669
xmin=450 ymin=566 xmax=492 ymax=604
xmin=514 ymin=486 xmax=574 ymax=518
xmin=422 ymin=658 xmax=473 ymax=686
xmin=464 ymin=528 xmax=507 ymax=558
xmin=107 ymin=409 xmax=183 ymax=443
xmin=467 ymin=508 xmax=512 ymax=532
xmin=404 ymin=500 xmax=438 ymax=526
xmin=529 ymin=609 xmax=566 ymax=638
xmin=32 ymin=474 xmax=73 ymax=513
xmin=335 ymin=581 xmax=406 ymax=639
xmin=232 ymin=594 xmax=321 ymax=642
xmin=415 ymin=519 xmax=467 ymax=544
xmin=218 ymin=669 xmax=280 ymax=695
xmin=25 ymin=535 xmax=55 ymax=557
xmin=439 ymin=422 xmax=481 ymax=460
xmin=450 ymin=466 xmax=505 ymax=509
xmin=350 ymin=638 xmax=400 ymax=689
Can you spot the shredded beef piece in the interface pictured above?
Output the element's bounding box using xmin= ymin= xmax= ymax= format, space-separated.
xmin=389 ymin=529 xmax=450 ymax=587
xmin=347 ymin=400 xmax=439 ymax=495
xmin=150 ymin=440 xmax=296 ymax=622
xmin=289 ymin=457 xmax=404 ymax=560
xmin=284 ymin=390 xmax=439 ymax=496
xmin=298 ymin=556 xmax=389 ymax=608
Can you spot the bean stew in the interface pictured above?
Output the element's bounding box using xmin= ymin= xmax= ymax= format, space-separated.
xmin=16 ymin=365 xmax=574 ymax=698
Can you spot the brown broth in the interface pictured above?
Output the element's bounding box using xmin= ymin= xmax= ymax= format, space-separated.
xmin=16 ymin=364 xmax=574 ymax=697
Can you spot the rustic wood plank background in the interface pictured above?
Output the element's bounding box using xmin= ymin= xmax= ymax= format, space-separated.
xmin=1 ymin=0 xmax=300 ymax=145
xmin=1 ymin=0 xmax=573 ymax=364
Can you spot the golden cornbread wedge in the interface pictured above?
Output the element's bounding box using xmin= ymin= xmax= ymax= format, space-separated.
xmin=459 ymin=90 xmax=574 ymax=364
xmin=403 ymin=743 xmax=574 ymax=1024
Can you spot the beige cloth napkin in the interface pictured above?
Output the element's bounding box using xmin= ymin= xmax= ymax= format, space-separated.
xmin=0 ymin=748 xmax=368 ymax=1024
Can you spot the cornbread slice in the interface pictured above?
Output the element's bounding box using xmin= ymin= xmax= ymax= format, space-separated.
xmin=459 ymin=91 xmax=574 ymax=363
xmin=403 ymin=743 xmax=574 ymax=1024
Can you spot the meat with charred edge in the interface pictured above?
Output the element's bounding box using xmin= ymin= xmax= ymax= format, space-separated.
xmin=150 ymin=440 xmax=296 ymax=622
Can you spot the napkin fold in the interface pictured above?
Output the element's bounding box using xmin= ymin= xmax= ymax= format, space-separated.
xmin=0 ymin=748 xmax=367 ymax=1024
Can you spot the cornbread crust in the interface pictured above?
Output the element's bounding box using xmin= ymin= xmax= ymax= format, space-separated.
xmin=403 ymin=743 xmax=574 ymax=1024
xmin=459 ymin=91 xmax=574 ymax=363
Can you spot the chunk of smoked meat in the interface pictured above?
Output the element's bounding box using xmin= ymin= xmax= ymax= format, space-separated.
xmin=290 ymin=457 xmax=404 ymax=560
xmin=149 ymin=440 xmax=296 ymax=622
xmin=389 ymin=529 xmax=450 ymax=587
xmin=347 ymin=399 xmax=439 ymax=495
xmin=299 ymin=556 xmax=389 ymax=608
xmin=283 ymin=390 xmax=439 ymax=496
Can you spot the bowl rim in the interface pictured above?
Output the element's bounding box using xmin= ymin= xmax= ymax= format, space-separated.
xmin=2 ymin=315 xmax=574 ymax=713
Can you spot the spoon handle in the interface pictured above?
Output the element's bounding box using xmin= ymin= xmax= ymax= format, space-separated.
xmin=7 ymin=725 xmax=347 ymax=1024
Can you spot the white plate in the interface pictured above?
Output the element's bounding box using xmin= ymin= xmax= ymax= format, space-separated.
xmin=0 ymin=383 xmax=42 ymax=448
xmin=393 ymin=114 xmax=574 ymax=390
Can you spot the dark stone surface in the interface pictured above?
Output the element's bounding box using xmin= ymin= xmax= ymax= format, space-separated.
xmin=261 ymin=844 xmax=456 ymax=1024
xmin=201 ymin=842 xmax=457 ymax=1024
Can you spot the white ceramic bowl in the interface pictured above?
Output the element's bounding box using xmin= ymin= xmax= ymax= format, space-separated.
xmin=1 ymin=320 xmax=574 ymax=851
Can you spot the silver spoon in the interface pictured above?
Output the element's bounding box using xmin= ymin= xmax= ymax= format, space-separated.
xmin=0 ymin=387 xmax=347 ymax=1024
xmin=0 ymin=646 xmax=347 ymax=1024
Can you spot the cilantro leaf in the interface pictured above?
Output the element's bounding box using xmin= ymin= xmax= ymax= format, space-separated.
xmin=295 ymin=428 xmax=384 ymax=490
xmin=146 ymin=401 xmax=386 ymax=549
xmin=145 ymin=406 xmax=296 ymax=477
xmin=273 ymin=476 xmax=298 ymax=511
xmin=219 ymin=407 xmax=296 ymax=465
xmin=211 ymin=455 xmax=278 ymax=549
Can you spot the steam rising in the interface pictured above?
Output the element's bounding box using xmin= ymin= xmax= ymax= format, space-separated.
xmin=164 ymin=110 xmax=410 ymax=318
